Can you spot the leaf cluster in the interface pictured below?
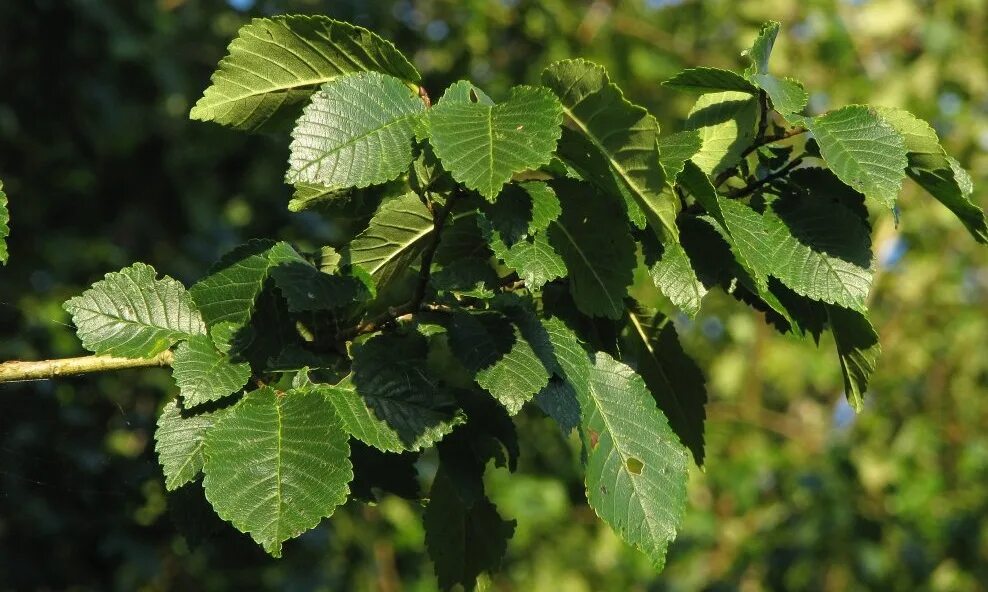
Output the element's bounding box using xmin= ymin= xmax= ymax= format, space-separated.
xmin=54 ymin=16 xmax=986 ymax=588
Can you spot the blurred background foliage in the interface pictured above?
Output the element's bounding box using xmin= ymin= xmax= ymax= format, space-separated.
xmin=1 ymin=0 xmax=986 ymax=590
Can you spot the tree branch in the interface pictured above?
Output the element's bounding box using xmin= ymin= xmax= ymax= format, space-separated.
xmin=0 ymin=351 xmax=173 ymax=384
xmin=335 ymin=191 xmax=456 ymax=343
xmin=411 ymin=193 xmax=453 ymax=311
xmin=714 ymin=127 xmax=808 ymax=188
xmin=725 ymin=155 xmax=806 ymax=199
xmin=755 ymin=90 xmax=770 ymax=147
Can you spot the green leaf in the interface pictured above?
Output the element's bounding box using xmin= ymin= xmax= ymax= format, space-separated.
xmin=533 ymin=378 xmax=581 ymax=435
xmin=826 ymin=305 xmax=881 ymax=412
xmin=663 ymin=67 xmax=757 ymax=94
xmin=517 ymin=181 xmax=561 ymax=234
xmin=685 ymin=91 xmax=759 ymax=175
xmin=743 ymin=21 xmax=781 ymax=78
xmin=171 ymin=335 xmax=252 ymax=408
xmin=805 ymin=106 xmax=907 ymax=208
xmin=428 ymin=85 xmax=563 ymax=200
xmin=287 ymin=183 xmax=347 ymax=213
xmin=64 ymin=263 xmax=205 ymax=358
xmin=446 ymin=311 xmax=551 ymax=415
xmin=155 ymin=399 xmax=227 ymax=491
xmin=482 ymin=182 xmax=567 ymax=290
xmin=762 ymin=195 xmax=873 ymax=311
xmin=542 ymin=59 xmax=676 ymax=240
xmin=547 ymin=181 xmax=636 ymax=319
xmin=657 ymin=130 xmax=703 ymax=183
xmin=346 ymin=192 xmax=434 ymax=289
xmin=424 ymin=465 xmax=515 ymax=591
xmin=189 ymin=240 xmax=279 ymax=328
xmin=647 ymin=241 xmax=706 ymax=318
xmin=232 ymin=282 xmax=304 ymax=371
xmin=543 ymin=318 xmax=689 ymax=569
xmin=190 ymin=15 xmax=419 ymax=131
xmin=755 ymin=76 xmax=808 ymax=122
xmin=494 ymin=233 xmax=567 ymax=291
xmin=203 ymin=386 xmax=352 ymax=557
xmin=430 ymin=257 xmax=499 ymax=300
xmin=327 ymin=331 xmax=464 ymax=452
xmin=678 ymin=161 xmax=794 ymax=324
xmin=317 ymin=375 xmax=463 ymax=453
xmin=286 ymin=72 xmax=425 ymax=190
xmin=267 ymin=242 xmax=370 ymax=311
xmin=0 ymin=179 xmax=8 ymax=264
xmin=714 ymin=194 xmax=872 ymax=312
xmin=439 ymin=80 xmax=495 ymax=105
xmin=622 ymin=313 xmax=707 ymax=466
xmin=683 ymin=162 xmax=872 ymax=313
xmin=876 ymin=107 xmax=987 ymax=243
xmin=741 ymin=21 xmax=807 ymax=121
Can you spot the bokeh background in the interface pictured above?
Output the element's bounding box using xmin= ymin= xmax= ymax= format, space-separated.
xmin=1 ymin=0 xmax=986 ymax=590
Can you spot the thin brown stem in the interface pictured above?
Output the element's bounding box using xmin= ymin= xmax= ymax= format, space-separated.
xmin=755 ymin=90 xmax=770 ymax=148
xmin=411 ymin=193 xmax=454 ymax=311
xmin=714 ymin=127 xmax=808 ymax=188
xmin=726 ymin=154 xmax=806 ymax=199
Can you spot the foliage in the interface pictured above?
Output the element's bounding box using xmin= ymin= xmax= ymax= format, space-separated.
xmin=5 ymin=2 xmax=988 ymax=585
xmin=22 ymin=13 xmax=981 ymax=589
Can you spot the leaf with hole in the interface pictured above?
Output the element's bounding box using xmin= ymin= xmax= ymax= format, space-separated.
xmin=544 ymin=318 xmax=690 ymax=569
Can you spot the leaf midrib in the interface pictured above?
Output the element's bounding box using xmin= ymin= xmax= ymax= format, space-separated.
xmin=627 ymin=313 xmax=691 ymax=430
xmin=363 ymin=210 xmax=475 ymax=277
xmin=195 ymin=78 xmax=330 ymax=114
xmin=70 ymin=303 xmax=196 ymax=336
xmin=292 ymin=108 xmax=421 ymax=177
xmin=273 ymin=397 xmax=285 ymax=550
xmin=561 ymin=104 xmax=674 ymax=237
xmin=584 ymin=361 xmax=665 ymax=545
xmin=550 ymin=220 xmax=618 ymax=313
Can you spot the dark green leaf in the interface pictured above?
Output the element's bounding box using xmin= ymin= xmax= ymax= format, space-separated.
xmin=424 ymin=465 xmax=515 ymax=591
xmin=826 ymin=305 xmax=881 ymax=412
xmin=155 ymin=399 xmax=228 ymax=491
xmin=622 ymin=313 xmax=707 ymax=465
xmin=268 ymin=242 xmax=370 ymax=311
xmin=446 ymin=310 xmax=551 ymax=415
xmin=663 ymin=67 xmax=757 ymax=94
xmin=327 ymin=331 xmax=465 ymax=451
xmin=189 ymin=240 xmax=279 ymax=328
xmin=876 ymin=107 xmax=987 ymax=243
xmin=346 ymin=192 xmax=434 ymax=289
xmin=203 ymin=387 xmax=352 ymax=557
xmin=547 ymin=180 xmax=636 ymax=319
xmin=542 ymin=59 xmax=676 ymax=239
xmin=171 ymin=335 xmax=251 ymax=407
